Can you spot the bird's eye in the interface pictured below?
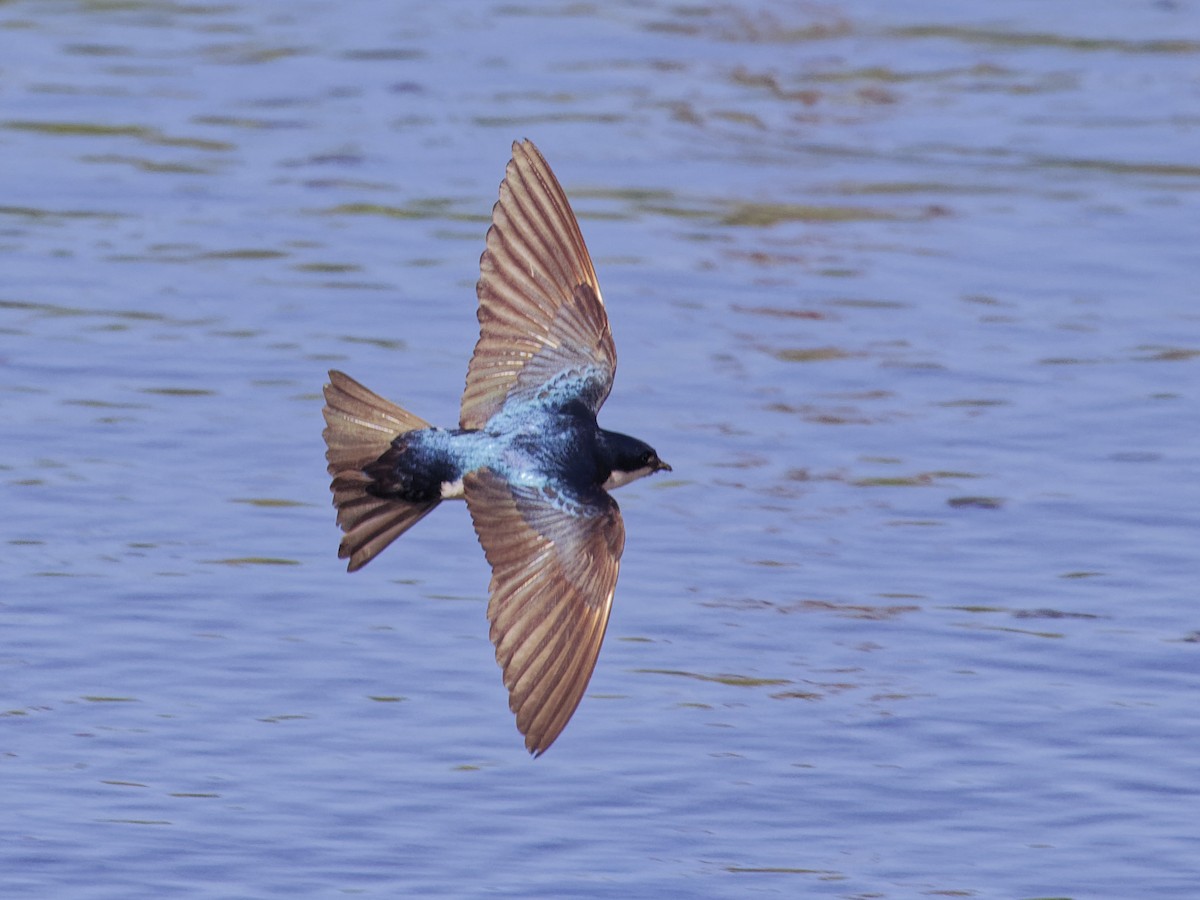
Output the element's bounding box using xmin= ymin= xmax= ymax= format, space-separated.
xmin=641 ymin=451 xmax=654 ymax=466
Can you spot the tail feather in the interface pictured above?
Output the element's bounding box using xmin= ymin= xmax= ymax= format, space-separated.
xmin=323 ymin=369 xmax=432 ymax=472
xmin=322 ymin=370 xmax=440 ymax=571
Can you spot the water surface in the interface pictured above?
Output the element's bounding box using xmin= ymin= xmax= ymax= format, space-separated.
xmin=3 ymin=1 xmax=1199 ymax=898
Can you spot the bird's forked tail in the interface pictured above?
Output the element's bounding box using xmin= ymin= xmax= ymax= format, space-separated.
xmin=321 ymin=370 xmax=440 ymax=571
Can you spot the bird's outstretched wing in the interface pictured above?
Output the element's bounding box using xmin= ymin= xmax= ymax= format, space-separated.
xmin=462 ymin=468 xmax=625 ymax=755
xmin=460 ymin=139 xmax=617 ymax=430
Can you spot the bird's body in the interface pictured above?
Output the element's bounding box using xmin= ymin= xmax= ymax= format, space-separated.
xmin=364 ymin=401 xmax=655 ymax=504
xmin=322 ymin=140 xmax=669 ymax=756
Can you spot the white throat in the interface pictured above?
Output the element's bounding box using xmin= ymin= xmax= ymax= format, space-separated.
xmin=602 ymin=466 xmax=654 ymax=492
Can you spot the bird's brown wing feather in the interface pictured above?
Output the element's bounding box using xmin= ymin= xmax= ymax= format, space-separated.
xmin=461 ymin=139 xmax=616 ymax=429
xmin=463 ymin=468 xmax=625 ymax=755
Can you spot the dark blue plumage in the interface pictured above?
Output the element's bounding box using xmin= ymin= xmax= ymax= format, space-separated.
xmin=364 ymin=396 xmax=665 ymax=510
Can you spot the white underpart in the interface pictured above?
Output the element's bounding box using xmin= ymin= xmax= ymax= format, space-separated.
xmin=440 ymin=477 xmax=465 ymax=500
xmin=602 ymin=465 xmax=654 ymax=492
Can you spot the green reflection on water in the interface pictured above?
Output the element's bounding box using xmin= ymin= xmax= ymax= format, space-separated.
xmin=3 ymin=119 xmax=233 ymax=151
xmin=892 ymin=25 xmax=1200 ymax=54
xmin=208 ymin=557 xmax=301 ymax=566
xmin=636 ymin=669 xmax=790 ymax=687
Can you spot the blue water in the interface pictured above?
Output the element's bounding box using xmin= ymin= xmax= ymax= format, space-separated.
xmin=3 ymin=1 xmax=1199 ymax=897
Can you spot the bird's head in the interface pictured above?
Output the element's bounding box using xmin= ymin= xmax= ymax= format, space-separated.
xmin=600 ymin=432 xmax=671 ymax=491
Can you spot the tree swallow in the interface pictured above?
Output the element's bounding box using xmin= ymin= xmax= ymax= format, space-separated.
xmin=321 ymin=140 xmax=670 ymax=756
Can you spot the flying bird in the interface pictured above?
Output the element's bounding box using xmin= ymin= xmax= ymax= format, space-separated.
xmin=321 ymin=140 xmax=670 ymax=755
